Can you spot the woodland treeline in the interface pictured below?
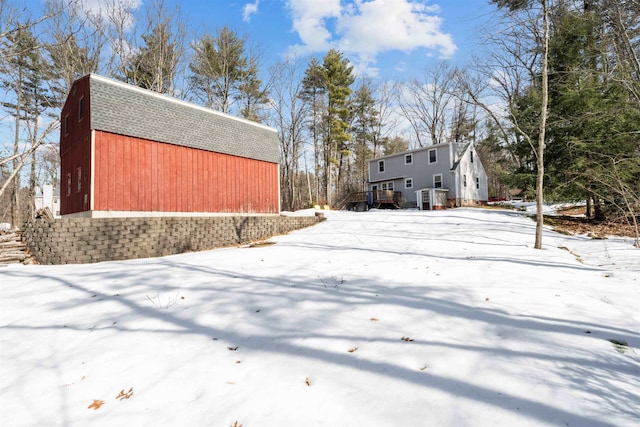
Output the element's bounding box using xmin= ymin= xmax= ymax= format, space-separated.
xmin=1 ymin=0 xmax=639 ymax=244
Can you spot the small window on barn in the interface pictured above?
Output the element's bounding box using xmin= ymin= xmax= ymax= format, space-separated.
xmin=76 ymin=167 xmax=82 ymax=192
xmin=470 ymin=151 xmax=474 ymax=163
xmin=433 ymin=174 xmax=442 ymax=188
xmin=64 ymin=115 xmax=69 ymax=136
xmin=66 ymin=173 xmax=72 ymax=196
xmin=476 ymin=177 xmax=480 ymax=189
xmin=78 ymin=96 xmax=85 ymax=121
xmin=428 ymin=148 xmax=437 ymax=164
xmin=378 ymin=160 xmax=385 ymax=173
xmin=463 ymin=174 xmax=467 ymax=187
xmin=405 ymin=178 xmax=413 ymax=189
xmin=405 ymin=154 xmax=413 ymax=165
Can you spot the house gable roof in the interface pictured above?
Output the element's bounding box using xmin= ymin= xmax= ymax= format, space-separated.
xmin=449 ymin=143 xmax=472 ymax=171
xmin=83 ymin=74 xmax=280 ymax=164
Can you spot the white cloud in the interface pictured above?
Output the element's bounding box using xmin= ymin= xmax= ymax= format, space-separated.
xmin=286 ymin=0 xmax=342 ymax=53
xmin=243 ymin=1 xmax=260 ymax=22
xmin=78 ymin=0 xmax=142 ymax=30
xmin=285 ymin=0 xmax=456 ymax=73
xmin=79 ymin=0 xmax=142 ymax=18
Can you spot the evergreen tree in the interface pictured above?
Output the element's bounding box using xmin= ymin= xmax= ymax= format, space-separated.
xmin=545 ymin=4 xmax=640 ymax=221
xmin=322 ymin=49 xmax=354 ymax=205
xmin=300 ymin=57 xmax=327 ymax=203
xmin=189 ymin=26 xmax=248 ymax=113
xmin=1 ymin=24 xmax=54 ymax=225
xmin=349 ymin=80 xmax=379 ymax=192
xmin=236 ymin=55 xmax=269 ymax=122
xmin=382 ymin=135 xmax=410 ymax=156
xmin=125 ymin=16 xmax=179 ymax=94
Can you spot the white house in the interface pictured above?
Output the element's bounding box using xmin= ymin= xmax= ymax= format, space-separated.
xmin=368 ymin=142 xmax=488 ymax=210
xmin=35 ymin=184 xmax=61 ymax=218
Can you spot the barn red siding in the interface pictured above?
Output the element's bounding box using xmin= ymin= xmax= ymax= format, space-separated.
xmin=60 ymin=76 xmax=92 ymax=216
xmin=92 ymin=131 xmax=279 ymax=214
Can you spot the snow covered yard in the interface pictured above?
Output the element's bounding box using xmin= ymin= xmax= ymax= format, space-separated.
xmin=1 ymin=208 xmax=639 ymax=427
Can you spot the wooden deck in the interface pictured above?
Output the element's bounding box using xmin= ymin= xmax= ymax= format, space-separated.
xmin=342 ymin=190 xmax=402 ymax=210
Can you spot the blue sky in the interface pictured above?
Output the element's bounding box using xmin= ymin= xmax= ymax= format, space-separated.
xmin=72 ymin=0 xmax=498 ymax=80
xmin=183 ymin=0 xmax=496 ymax=79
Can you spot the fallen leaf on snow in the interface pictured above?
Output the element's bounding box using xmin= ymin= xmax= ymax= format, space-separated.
xmin=116 ymin=387 xmax=134 ymax=400
xmin=88 ymin=399 xmax=105 ymax=410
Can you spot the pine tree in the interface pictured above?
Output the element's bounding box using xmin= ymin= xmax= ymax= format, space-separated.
xmin=236 ymin=55 xmax=269 ymax=122
xmin=189 ymin=27 xmax=248 ymax=113
xmin=1 ymin=24 xmax=54 ymax=225
xmin=349 ymin=80 xmax=379 ymax=192
xmin=322 ymin=49 xmax=354 ymax=205
xmin=300 ymin=57 xmax=327 ymax=203
xmin=545 ymin=3 xmax=640 ymax=224
xmin=125 ymin=17 xmax=179 ymax=94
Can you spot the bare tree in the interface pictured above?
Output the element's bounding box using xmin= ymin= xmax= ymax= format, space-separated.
xmin=44 ymin=0 xmax=105 ymax=100
xmin=123 ymin=0 xmax=186 ymax=95
xmin=459 ymin=2 xmax=551 ymax=249
xmin=603 ymin=0 xmax=640 ymax=103
xmin=103 ymin=0 xmax=140 ymax=81
xmin=371 ymin=81 xmax=399 ymax=158
xmin=268 ymin=57 xmax=308 ymax=210
xmin=490 ymin=0 xmax=551 ymax=249
xmin=397 ymin=61 xmax=457 ymax=147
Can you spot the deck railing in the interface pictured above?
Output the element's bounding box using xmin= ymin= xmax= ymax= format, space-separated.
xmin=372 ymin=190 xmax=401 ymax=205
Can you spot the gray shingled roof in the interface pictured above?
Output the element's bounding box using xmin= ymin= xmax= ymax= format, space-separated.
xmin=87 ymin=74 xmax=280 ymax=164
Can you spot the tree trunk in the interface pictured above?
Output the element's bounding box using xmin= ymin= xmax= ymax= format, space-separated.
xmin=28 ymin=100 xmax=38 ymax=220
xmin=11 ymin=68 xmax=22 ymax=229
xmin=534 ymin=0 xmax=550 ymax=250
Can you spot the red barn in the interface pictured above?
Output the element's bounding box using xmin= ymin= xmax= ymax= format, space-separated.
xmin=60 ymin=74 xmax=280 ymax=217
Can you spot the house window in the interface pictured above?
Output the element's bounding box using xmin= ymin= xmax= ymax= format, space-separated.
xmin=381 ymin=183 xmax=387 ymax=190
xmin=76 ymin=167 xmax=82 ymax=192
xmin=405 ymin=154 xmax=413 ymax=165
xmin=388 ymin=181 xmax=394 ymax=191
xmin=79 ymin=96 xmax=85 ymax=121
xmin=470 ymin=151 xmax=474 ymax=163
xmin=66 ymin=173 xmax=72 ymax=196
xmin=405 ymin=178 xmax=413 ymax=189
xmin=463 ymin=174 xmax=467 ymax=187
xmin=476 ymin=177 xmax=480 ymax=189
xmin=428 ymin=148 xmax=437 ymax=164
xmin=64 ymin=115 xmax=69 ymax=136
xmin=433 ymin=174 xmax=442 ymax=188
xmin=378 ymin=160 xmax=385 ymax=173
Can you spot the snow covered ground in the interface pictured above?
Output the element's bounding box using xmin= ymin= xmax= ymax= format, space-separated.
xmin=1 ymin=207 xmax=639 ymax=427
